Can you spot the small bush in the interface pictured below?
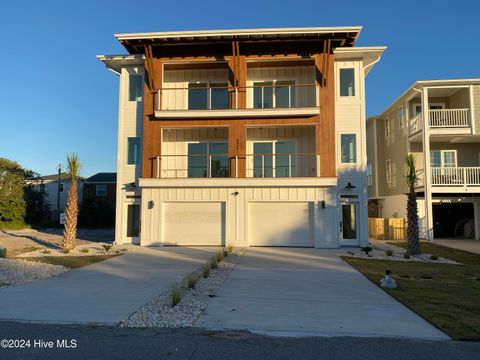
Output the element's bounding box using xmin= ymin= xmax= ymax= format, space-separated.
xmin=41 ymin=249 xmax=51 ymax=255
xmin=361 ymin=246 xmax=373 ymax=255
xmin=63 ymin=249 xmax=70 ymax=254
xmin=430 ymin=255 xmax=438 ymax=261
xmin=385 ymin=249 xmax=393 ymax=257
xmin=227 ymin=245 xmax=234 ymax=253
xmin=202 ymin=265 xmax=210 ymax=279
xmin=102 ymin=244 xmax=114 ymax=253
xmin=170 ymin=287 xmax=183 ymax=307
xmin=210 ymin=258 xmax=218 ymax=269
xmin=403 ymin=252 xmax=410 ymax=259
xmin=223 ymin=248 xmax=229 ymax=257
xmin=80 ymin=248 xmax=89 ymax=253
xmin=216 ymin=251 xmax=224 ymax=262
xmin=186 ymin=274 xmax=198 ymax=289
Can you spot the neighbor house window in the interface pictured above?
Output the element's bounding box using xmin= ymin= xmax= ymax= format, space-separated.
xmin=430 ymin=150 xmax=457 ymax=168
xmin=414 ymin=104 xmax=422 ymax=116
xmin=40 ymin=183 xmax=46 ymax=193
xmin=339 ymin=68 xmax=355 ymax=96
xmin=384 ymin=117 xmax=390 ymax=139
xmin=96 ymin=185 xmax=107 ymax=196
xmin=341 ymin=134 xmax=357 ymax=163
xmin=398 ymin=106 xmax=404 ymax=128
xmin=128 ymin=74 xmax=143 ymax=102
xmin=127 ymin=137 xmax=141 ymax=165
xmin=367 ymin=164 xmax=373 ymax=186
xmin=386 ymin=159 xmax=392 ymax=184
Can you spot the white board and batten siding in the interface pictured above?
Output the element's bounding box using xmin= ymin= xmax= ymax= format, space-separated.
xmin=115 ymin=67 xmax=144 ymax=244
xmin=140 ymin=183 xmax=338 ymax=248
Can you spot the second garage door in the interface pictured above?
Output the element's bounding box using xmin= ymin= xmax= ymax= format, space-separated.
xmin=248 ymin=202 xmax=314 ymax=247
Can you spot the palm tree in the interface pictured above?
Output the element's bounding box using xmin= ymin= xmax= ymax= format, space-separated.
xmin=405 ymin=154 xmax=421 ymax=255
xmin=62 ymin=154 xmax=81 ymax=251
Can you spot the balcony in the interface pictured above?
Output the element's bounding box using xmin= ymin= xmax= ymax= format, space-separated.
xmin=154 ymin=83 xmax=319 ymax=119
xmin=430 ymin=167 xmax=480 ymax=189
xmin=429 ymin=109 xmax=470 ymax=128
xmin=152 ymin=153 xmax=320 ymax=179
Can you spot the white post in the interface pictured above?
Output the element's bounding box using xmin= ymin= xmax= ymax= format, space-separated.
xmin=288 ymin=85 xmax=292 ymax=108
xmin=262 ymin=155 xmax=265 ymax=177
xmin=288 ymin=154 xmax=292 ymax=177
xmin=156 ymin=156 xmax=160 ymax=178
xmin=422 ymin=88 xmax=434 ymax=241
xmin=235 ymin=87 xmax=238 ymax=109
xmin=235 ymin=155 xmax=238 ymax=178
xmin=316 ymin=155 xmax=321 ymax=177
xmin=208 ymin=155 xmax=212 ymax=178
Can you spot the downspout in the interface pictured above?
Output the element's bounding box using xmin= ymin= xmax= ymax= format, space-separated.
xmin=363 ymin=56 xmax=382 ymax=75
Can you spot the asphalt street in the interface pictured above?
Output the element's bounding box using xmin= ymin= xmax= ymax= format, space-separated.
xmin=0 ymin=321 xmax=478 ymax=360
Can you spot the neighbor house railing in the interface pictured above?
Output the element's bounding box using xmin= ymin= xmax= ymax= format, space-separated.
xmin=430 ymin=167 xmax=480 ymax=186
xmin=151 ymin=153 xmax=320 ymax=179
xmin=408 ymin=113 xmax=423 ymax=136
xmin=429 ymin=109 xmax=470 ymax=128
xmin=155 ymin=84 xmax=319 ymax=111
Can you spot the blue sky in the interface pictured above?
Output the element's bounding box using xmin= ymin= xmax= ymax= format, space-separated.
xmin=0 ymin=0 xmax=478 ymax=177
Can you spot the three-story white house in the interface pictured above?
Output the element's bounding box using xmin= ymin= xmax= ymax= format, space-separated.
xmin=98 ymin=27 xmax=385 ymax=248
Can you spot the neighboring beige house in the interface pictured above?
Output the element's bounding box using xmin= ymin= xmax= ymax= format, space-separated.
xmin=98 ymin=26 xmax=385 ymax=248
xmin=367 ymin=79 xmax=480 ymax=240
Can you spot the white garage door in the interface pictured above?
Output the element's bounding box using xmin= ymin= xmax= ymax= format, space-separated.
xmin=248 ymin=202 xmax=314 ymax=247
xmin=163 ymin=202 xmax=225 ymax=246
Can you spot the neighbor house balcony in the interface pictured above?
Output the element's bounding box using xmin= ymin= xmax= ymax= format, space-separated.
xmin=416 ymin=167 xmax=480 ymax=192
xmin=154 ymin=83 xmax=319 ymax=118
xmin=409 ymin=109 xmax=471 ymax=137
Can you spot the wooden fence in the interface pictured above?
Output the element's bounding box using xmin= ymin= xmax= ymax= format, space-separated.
xmin=368 ymin=218 xmax=407 ymax=240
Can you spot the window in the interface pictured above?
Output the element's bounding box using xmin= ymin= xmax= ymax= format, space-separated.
xmin=386 ymin=159 xmax=392 ymax=184
xmin=96 ymin=185 xmax=107 ymax=196
xmin=187 ymin=142 xmax=228 ymax=178
xmin=59 ymin=183 xmax=64 ymax=193
xmin=40 ymin=183 xmax=46 ymax=193
xmin=253 ymin=80 xmax=296 ymax=109
xmin=367 ymin=164 xmax=373 ymax=186
xmin=339 ymin=68 xmax=355 ymax=96
xmin=253 ymin=81 xmax=273 ymax=109
xmin=210 ymin=83 xmax=229 ymax=109
xmin=128 ymin=74 xmax=143 ymax=102
xmin=384 ymin=117 xmax=390 ymax=139
xmin=398 ymin=106 xmax=404 ymax=128
xmin=274 ymin=80 xmax=296 ymax=108
xmin=188 ymin=83 xmax=208 ymax=110
xmin=127 ymin=137 xmax=141 ymax=165
xmin=430 ymin=150 xmax=457 ymax=168
xmin=253 ymin=141 xmax=296 ymax=177
xmin=341 ymin=134 xmax=357 ymax=163
xmin=414 ymin=104 xmax=422 ymax=116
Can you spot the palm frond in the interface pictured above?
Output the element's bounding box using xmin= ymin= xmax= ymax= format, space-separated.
xmin=65 ymin=153 xmax=81 ymax=182
xmin=404 ymin=154 xmax=419 ymax=190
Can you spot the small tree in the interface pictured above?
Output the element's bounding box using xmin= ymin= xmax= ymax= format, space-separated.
xmin=405 ymin=154 xmax=421 ymax=255
xmin=62 ymin=154 xmax=81 ymax=251
xmin=0 ymin=158 xmax=26 ymax=227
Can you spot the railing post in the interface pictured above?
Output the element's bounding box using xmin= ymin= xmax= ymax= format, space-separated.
xmin=316 ymin=155 xmax=321 ymax=177
xmin=288 ymin=154 xmax=292 ymax=177
xmin=235 ymin=155 xmax=238 ymax=178
xmin=288 ymin=85 xmax=292 ymax=108
xmin=156 ymin=156 xmax=160 ymax=179
xmin=262 ymin=155 xmax=265 ymax=177
xmin=208 ymin=155 xmax=212 ymax=178
xmin=235 ymin=87 xmax=238 ymax=109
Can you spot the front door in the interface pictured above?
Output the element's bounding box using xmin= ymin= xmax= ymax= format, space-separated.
xmin=340 ymin=199 xmax=360 ymax=246
xmin=125 ymin=201 xmax=141 ymax=245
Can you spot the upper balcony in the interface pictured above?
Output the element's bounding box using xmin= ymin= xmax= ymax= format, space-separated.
xmin=153 ymin=62 xmax=319 ymax=119
xmin=408 ymin=87 xmax=475 ymax=139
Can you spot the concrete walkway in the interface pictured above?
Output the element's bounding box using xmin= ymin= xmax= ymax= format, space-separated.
xmin=0 ymin=246 xmax=216 ymax=325
xmin=195 ymin=248 xmax=449 ymax=340
xmin=434 ymin=239 xmax=480 ymax=255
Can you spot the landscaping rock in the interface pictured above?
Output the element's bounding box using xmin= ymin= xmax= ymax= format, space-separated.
xmin=0 ymin=258 xmax=68 ymax=287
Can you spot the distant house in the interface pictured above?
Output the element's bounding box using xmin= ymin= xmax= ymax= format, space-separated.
xmin=30 ymin=173 xmax=84 ymax=221
xmin=83 ymin=172 xmax=117 ymax=208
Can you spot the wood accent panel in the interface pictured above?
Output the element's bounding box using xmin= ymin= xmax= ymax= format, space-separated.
xmin=315 ymin=53 xmax=335 ymax=177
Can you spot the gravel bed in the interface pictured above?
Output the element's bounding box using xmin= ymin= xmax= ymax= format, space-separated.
xmin=16 ymin=243 xmax=128 ymax=257
xmin=340 ymin=242 xmax=460 ymax=264
xmin=120 ymin=251 xmax=242 ymax=328
xmin=0 ymin=258 xmax=68 ymax=287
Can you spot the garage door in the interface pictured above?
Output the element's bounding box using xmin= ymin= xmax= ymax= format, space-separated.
xmin=248 ymin=202 xmax=314 ymax=247
xmin=163 ymin=202 xmax=225 ymax=246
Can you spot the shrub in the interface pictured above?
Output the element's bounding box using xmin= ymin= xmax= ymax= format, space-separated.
xmin=361 ymin=246 xmax=373 ymax=255
xmin=80 ymin=248 xmax=89 ymax=253
xmin=63 ymin=249 xmax=70 ymax=254
xmin=210 ymin=258 xmax=218 ymax=269
xmin=223 ymin=248 xmax=229 ymax=257
xmin=186 ymin=274 xmax=198 ymax=289
xmin=227 ymin=245 xmax=234 ymax=253
xmin=102 ymin=244 xmax=114 ymax=253
xmin=403 ymin=252 xmax=410 ymax=259
xmin=430 ymin=255 xmax=438 ymax=261
xmin=41 ymin=249 xmax=51 ymax=255
xmin=170 ymin=287 xmax=183 ymax=307
xmin=202 ymin=265 xmax=210 ymax=279
xmin=216 ymin=251 xmax=224 ymax=262
xmin=385 ymin=249 xmax=393 ymax=257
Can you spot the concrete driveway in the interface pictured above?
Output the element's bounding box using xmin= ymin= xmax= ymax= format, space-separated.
xmin=195 ymin=248 xmax=449 ymax=340
xmin=0 ymin=246 xmax=216 ymax=325
xmin=434 ymin=239 xmax=480 ymax=254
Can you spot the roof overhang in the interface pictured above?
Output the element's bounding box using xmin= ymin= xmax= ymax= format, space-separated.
xmin=96 ymin=54 xmax=144 ymax=74
xmin=115 ymin=26 xmax=362 ymax=53
xmin=334 ymin=46 xmax=386 ymax=76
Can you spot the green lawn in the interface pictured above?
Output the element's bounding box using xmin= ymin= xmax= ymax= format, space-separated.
xmin=20 ymin=255 xmax=120 ymax=269
xmin=343 ymin=242 xmax=480 ymax=340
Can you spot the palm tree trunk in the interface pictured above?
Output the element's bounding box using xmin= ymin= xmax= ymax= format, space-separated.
xmin=407 ymin=189 xmax=421 ymax=255
xmin=62 ymin=182 xmax=78 ymax=250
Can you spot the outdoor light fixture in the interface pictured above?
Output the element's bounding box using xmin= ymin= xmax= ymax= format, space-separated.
xmin=148 ymin=200 xmax=155 ymax=209
xmin=345 ymin=182 xmax=356 ymax=189
xmin=321 ymin=200 xmax=326 ymax=209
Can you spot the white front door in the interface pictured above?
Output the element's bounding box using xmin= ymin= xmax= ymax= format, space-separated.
xmin=340 ymin=199 xmax=360 ymax=246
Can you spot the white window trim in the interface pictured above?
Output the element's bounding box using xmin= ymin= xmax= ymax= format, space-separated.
xmin=386 ymin=159 xmax=392 ymax=184
xmin=384 ymin=117 xmax=390 ymax=139
xmin=127 ymin=137 xmax=141 ymax=166
xmin=252 ymin=79 xmax=296 ymax=108
xmin=398 ymin=106 xmax=405 ymax=128
xmin=127 ymin=73 xmax=144 ymax=102
xmin=339 ymin=133 xmax=357 ymax=165
xmin=96 ymin=184 xmax=107 ymax=196
xmin=337 ymin=67 xmax=357 ymax=98
xmin=431 ymin=150 xmax=458 ymax=168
